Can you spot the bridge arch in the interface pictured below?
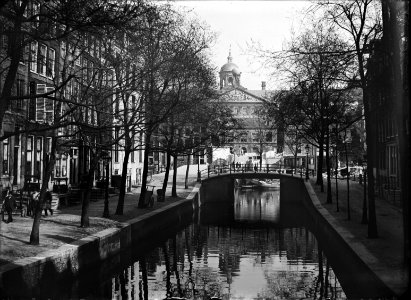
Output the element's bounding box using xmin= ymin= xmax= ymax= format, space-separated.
xmin=199 ymin=172 xmax=306 ymax=205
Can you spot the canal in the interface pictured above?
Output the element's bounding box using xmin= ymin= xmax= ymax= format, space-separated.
xmin=88 ymin=185 xmax=348 ymax=299
xmin=3 ymin=182 xmax=394 ymax=299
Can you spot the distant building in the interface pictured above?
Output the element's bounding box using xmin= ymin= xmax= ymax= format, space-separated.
xmin=212 ymin=50 xmax=280 ymax=167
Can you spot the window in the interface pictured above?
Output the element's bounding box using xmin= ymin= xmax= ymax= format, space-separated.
xmin=2 ymin=138 xmax=10 ymax=175
xmin=131 ymin=95 xmax=136 ymax=109
xmin=26 ymin=136 xmax=33 ymax=175
xmin=35 ymin=85 xmax=54 ymax=123
xmin=55 ymin=159 xmax=61 ymax=177
xmin=82 ymin=58 xmax=88 ymax=83
xmin=46 ymin=48 xmax=55 ymax=78
xmin=139 ymin=132 xmax=143 ymax=163
xmin=240 ymin=133 xmax=247 ymax=143
xmin=90 ymin=36 xmax=95 ymax=56
xmin=389 ymin=145 xmax=398 ymax=175
xmin=74 ymin=47 xmax=81 ymax=66
xmin=31 ymin=1 xmax=40 ymax=27
xmin=95 ymin=39 xmax=100 ymax=58
xmin=60 ymin=41 xmax=66 ymax=60
xmin=114 ymin=128 xmax=119 ymax=162
xmin=13 ymin=79 xmax=25 ymax=110
xmin=36 ymin=84 xmax=46 ymax=121
xmin=38 ymin=43 xmax=47 ymax=76
xmin=45 ymin=137 xmax=52 ymax=154
xmin=35 ymin=137 xmax=42 ymax=178
xmin=84 ymin=33 xmax=88 ymax=48
xmin=88 ymin=61 xmax=94 ymax=86
xmin=115 ymin=88 xmax=120 ymax=114
xmin=30 ymin=41 xmax=38 ymax=72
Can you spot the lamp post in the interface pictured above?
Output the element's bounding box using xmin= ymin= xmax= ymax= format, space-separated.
xmin=361 ymin=157 xmax=368 ymax=224
xmin=305 ymin=144 xmax=310 ymax=181
xmin=101 ymin=151 xmax=111 ymax=218
xmin=197 ymin=150 xmax=201 ymax=182
xmin=333 ymin=143 xmax=339 ymax=212
xmin=343 ymin=135 xmax=351 ymax=220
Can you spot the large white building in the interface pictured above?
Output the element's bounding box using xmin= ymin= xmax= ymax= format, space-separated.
xmin=213 ymin=50 xmax=281 ymax=167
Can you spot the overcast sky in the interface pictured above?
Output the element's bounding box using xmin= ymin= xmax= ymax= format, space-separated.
xmin=173 ymin=0 xmax=311 ymax=90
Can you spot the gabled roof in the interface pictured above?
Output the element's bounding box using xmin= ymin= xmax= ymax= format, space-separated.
xmin=219 ymin=86 xmax=275 ymax=102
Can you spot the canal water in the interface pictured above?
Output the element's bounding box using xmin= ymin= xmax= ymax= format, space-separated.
xmin=3 ymin=184 xmax=394 ymax=299
xmin=95 ymin=186 xmax=347 ymax=300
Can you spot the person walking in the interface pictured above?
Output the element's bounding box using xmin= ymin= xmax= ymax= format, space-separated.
xmin=31 ymin=191 xmax=53 ymax=216
xmin=2 ymin=188 xmax=15 ymax=223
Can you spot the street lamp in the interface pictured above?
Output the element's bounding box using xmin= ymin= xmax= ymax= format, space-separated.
xmin=332 ymin=143 xmax=339 ymax=212
xmin=361 ymin=156 xmax=368 ymax=224
xmin=305 ymin=144 xmax=309 ymax=181
xmin=197 ymin=149 xmax=201 ymax=182
xmin=343 ymin=134 xmax=351 ymax=220
xmin=101 ymin=151 xmax=111 ymax=218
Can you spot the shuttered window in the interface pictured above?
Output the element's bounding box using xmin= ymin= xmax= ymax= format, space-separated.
xmin=30 ymin=41 xmax=38 ymax=72
xmin=45 ymin=87 xmax=54 ymax=123
xmin=38 ymin=43 xmax=47 ymax=76
xmin=36 ymin=84 xmax=45 ymax=121
xmin=46 ymin=48 xmax=55 ymax=78
xmin=35 ymin=84 xmax=54 ymax=123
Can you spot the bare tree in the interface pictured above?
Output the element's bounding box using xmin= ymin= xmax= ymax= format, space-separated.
xmin=135 ymin=8 xmax=217 ymax=207
xmin=313 ymin=0 xmax=383 ymax=238
xmin=260 ymin=22 xmax=357 ymax=203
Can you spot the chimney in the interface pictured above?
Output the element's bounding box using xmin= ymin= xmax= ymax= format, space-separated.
xmin=261 ymin=81 xmax=266 ymax=90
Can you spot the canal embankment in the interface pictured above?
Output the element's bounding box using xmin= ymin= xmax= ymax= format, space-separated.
xmin=303 ymin=178 xmax=409 ymax=298
xmin=1 ymin=169 xmax=408 ymax=298
xmin=0 ymin=178 xmax=201 ymax=294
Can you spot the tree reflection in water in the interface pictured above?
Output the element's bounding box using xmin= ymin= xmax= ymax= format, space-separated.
xmin=109 ymin=188 xmax=346 ymax=299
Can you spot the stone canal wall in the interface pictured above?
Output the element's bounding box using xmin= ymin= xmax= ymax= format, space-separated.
xmin=0 ymin=184 xmax=201 ymax=292
xmin=301 ymin=181 xmax=394 ymax=298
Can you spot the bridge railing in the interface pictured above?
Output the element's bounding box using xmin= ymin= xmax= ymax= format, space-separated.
xmin=204 ymin=163 xmax=304 ymax=178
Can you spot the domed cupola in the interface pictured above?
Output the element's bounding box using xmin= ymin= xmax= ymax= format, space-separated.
xmin=219 ymin=48 xmax=241 ymax=89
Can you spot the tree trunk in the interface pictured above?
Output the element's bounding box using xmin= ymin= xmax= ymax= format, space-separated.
xmin=384 ymin=1 xmax=409 ymax=261
xmin=115 ymin=148 xmax=130 ymax=215
xmin=138 ymin=132 xmax=151 ymax=208
xmin=185 ymin=153 xmax=190 ymax=189
xmin=356 ymin=48 xmax=378 ymax=237
xmin=29 ymin=137 xmax=57 ymax=245
xmin=81 ymin=156 xmax=97 ymax=227
xmin=172 ymin=155 xmax=178 ymax=197
xmin=317 ymin=137 xmax=325 ymax=192
xmin=0 ymin=4 xmax=25 ymax=134
xmin=162 ymin=151 xmax=171 ymax=197
xmin=325 ymin=129 xmax=332 ymax=204
xmin=293 ymin=144 xmax=298 ymax=176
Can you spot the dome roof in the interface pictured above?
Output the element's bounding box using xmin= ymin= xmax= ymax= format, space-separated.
xmin=220 ymin=62 xmax=240 ymax=73
xmin=220 ymin=48 xmax=241 ymax=74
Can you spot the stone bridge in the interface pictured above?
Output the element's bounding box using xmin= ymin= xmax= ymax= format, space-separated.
xmin=199 ymin=172 xmax=307 ymax=205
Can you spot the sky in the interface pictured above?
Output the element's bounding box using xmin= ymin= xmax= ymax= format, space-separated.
xmin=173 ymin=0 xmax=312 ymax=90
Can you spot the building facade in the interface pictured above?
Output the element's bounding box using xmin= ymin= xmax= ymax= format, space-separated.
xmin=0 ymin=1 xmax=145 ymax=194
xmin=213 ymin=50 xmax=280 ymax=167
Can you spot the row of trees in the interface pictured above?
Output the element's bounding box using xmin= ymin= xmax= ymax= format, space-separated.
xmin=0 ymin=0 xmax=237 ymax=244
xmin=252 ymin=0 xmax=387 ymax=239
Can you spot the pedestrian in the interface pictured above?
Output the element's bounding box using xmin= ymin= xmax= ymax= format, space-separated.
xmin=2 ymin=188 xmax=15 ymax=223
xmin=31 ymin=191 xmax=53 ymax=216
xmin=44 ymin=194 xmax=53 ymax=216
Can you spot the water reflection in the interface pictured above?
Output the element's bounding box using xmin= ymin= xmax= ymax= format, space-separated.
xmin=234 ymin=188 xmax=280 ymax=223
xmin=107 ymin=188 xmax=346 ymax=300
